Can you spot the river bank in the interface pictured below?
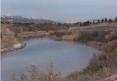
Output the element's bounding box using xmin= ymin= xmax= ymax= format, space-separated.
xmin=1 ymin=22 xmax=117 ymax=54
xmin=1 ymin=24 xmax=26 ymax=53
xmin=1 ymin=41 xmax=26 ymax=53
xmin=1 ymin=29 xmax=115 ymax=53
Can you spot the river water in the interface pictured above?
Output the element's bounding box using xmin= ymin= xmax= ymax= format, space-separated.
xmin=2 ymin=38 xmax=100 ymax=81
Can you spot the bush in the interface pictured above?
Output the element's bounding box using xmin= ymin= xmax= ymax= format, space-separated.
xmin=115 ymin=17 xmax=117 ymax=22
xmin=79 ymin=31 xmax=108 ymax=42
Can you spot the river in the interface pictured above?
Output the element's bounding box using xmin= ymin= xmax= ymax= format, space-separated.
xmin=2 ymin=38 xmax=100 ymax=81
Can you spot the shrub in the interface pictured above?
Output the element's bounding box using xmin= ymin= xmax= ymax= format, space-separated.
xmin=115 ymin=17 xmax=117 ymax=22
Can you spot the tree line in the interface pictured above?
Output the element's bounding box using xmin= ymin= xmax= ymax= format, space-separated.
xmin=75 ymin=17 xmax=117 ymax=26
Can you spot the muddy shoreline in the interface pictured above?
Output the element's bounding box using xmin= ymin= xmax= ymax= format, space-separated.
xmin=1 ymin=41 xmax=26 ymax=54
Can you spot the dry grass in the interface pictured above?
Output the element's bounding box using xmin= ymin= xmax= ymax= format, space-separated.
xmin=11 ymin=64 xmax=63 ymax=81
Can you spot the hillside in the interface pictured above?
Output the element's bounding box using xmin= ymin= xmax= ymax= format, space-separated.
xmin=1 ymin=24 xmax=25 ymax=53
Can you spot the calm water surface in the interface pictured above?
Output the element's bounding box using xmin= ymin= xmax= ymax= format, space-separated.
xmin=2 ymin=38 xmax=100 ymax=81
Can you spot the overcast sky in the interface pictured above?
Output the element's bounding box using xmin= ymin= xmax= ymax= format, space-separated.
xmin=1 ymin=0 xmax=117 ymax=22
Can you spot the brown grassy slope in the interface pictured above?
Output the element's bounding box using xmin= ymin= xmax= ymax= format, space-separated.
xmin=1 ymin=24 xmax=17 ymax=49
xmin=1 ymin=24 xmax=24 ymax=52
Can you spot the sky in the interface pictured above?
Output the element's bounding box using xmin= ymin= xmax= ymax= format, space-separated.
xmin=1 ymin=0 xmax=117 ymax=22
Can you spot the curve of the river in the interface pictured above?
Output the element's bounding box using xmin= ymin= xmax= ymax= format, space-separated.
xmin=2 ymin=38 xmax=100 ymax=81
